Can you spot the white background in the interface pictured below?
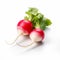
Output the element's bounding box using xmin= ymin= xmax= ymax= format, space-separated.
xmin=0 ymin=0 xmax=60 ymax=60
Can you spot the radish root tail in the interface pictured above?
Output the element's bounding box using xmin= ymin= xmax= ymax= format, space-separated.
xmin=16 ymin=41 xmax=34 ymax=48
xmin=5 ymin=34 xmax=21 ymax=45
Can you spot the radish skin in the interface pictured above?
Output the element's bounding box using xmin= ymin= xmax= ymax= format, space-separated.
xmin=17 ymin=20 xmax=33 ymax=35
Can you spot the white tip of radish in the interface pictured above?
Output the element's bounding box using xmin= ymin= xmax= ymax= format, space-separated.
xmin=30 ymin=29 xmax=44 ymax=43
xmin=30 ymin=32 xmax=42 ymax=42
xmin=17 ymin=29 xmax=28 ymax=35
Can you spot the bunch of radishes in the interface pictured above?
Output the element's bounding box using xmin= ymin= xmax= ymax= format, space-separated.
xmin=8 ymin=7 xmax=52 ymax=47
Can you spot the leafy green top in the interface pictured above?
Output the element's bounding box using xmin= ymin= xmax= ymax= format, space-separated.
xmin=24 ymin=7 xmax=52 ymax=30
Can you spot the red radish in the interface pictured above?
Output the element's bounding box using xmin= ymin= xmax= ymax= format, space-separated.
xmin=30 ymin=28 xmax=45 ymax=43
xmin=6 ymin=20 xmax=33 ymax=45
xmin=13 ymin=20 xmax=33 ymax=46
xmin=17 ymin=19 xmax=33 ymax=35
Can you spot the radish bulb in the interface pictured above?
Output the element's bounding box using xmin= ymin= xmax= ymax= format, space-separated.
xmin=17 ymin=20 xmax=33 ymax=35
xmin=14 ymin=20 xmax=33 ymax=44
xmin=6 ymin=20 xmax=33 ymax=45
xmin=30 ymin=28 xmax=45 ymax=43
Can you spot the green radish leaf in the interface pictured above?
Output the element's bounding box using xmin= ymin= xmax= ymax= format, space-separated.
xmin=45 ymin=18 xmax=52 ymax=26
xmin=24 ymin=7 xmax=52 ymax=30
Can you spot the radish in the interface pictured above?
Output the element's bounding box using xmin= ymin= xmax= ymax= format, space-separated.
xmin=30 ymin=28 xmax=45 ymax=43
xmin=6 ymin=19 xmax=33 ymax=45
xmin=14 ymin=19 xmax=33 ymax=44
xmin=17 ymin=20 xmax=33 ymax=35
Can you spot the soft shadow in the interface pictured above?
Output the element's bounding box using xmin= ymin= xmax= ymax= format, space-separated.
xmin=24 ymin=41 xmax=44 ymax=52
xmin=30 ymin=41 xmax=43 ymax=49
